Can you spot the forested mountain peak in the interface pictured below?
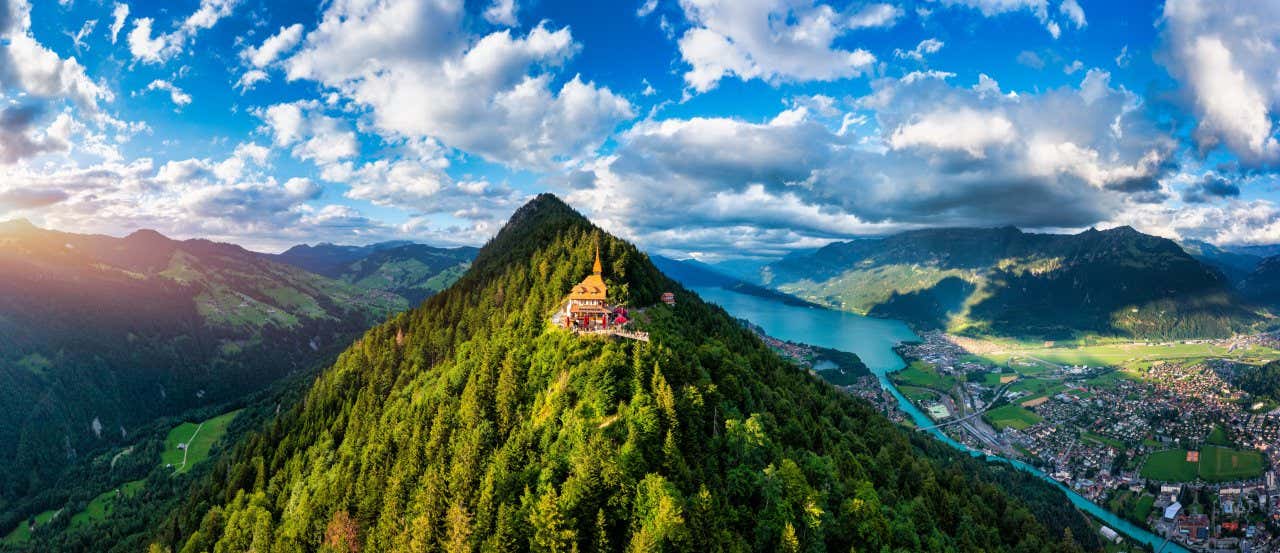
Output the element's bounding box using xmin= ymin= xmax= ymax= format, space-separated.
xmin=162 ymin=193 xmax=1095 ymax=553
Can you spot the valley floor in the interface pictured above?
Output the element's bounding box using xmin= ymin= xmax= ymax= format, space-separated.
xmin=894 ymin=331 xmax=1280 ymax=552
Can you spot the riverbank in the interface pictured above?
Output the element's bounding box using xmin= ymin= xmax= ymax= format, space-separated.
xmin=691 ymin=285 xmax=1191 ymax=553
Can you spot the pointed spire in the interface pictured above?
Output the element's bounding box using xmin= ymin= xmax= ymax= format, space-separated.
xmin=592 ymin=243 xmax=602 ymax=275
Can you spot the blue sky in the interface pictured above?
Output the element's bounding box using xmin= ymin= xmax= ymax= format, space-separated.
xmin=1 ymin=0 xmax=1278 ymax=258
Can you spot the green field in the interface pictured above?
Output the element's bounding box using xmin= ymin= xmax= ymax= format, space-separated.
xmin=889 ymin=361 xmax=956 ymax=391
xmin=1141 ymin=449 xmax=1199 ymax=481
xmin=977 ymin=341 xmax=1280 ymax=371
xmin=162 ymin=409 xmax=242 ymax=474
xmin=2 ymin=509 xmax=59 ymax=544
xmin=1200 ymin=446 xmax=1264 ymax=482
xmin=898 ymin=385 xmax=940 ymax=402
xmin=984 ymin=404 xmax=1043 ymax=431
xmin=1140 ymin=446 xmax=1264 ymax=482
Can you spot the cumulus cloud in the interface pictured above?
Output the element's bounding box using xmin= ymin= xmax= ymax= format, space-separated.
xmin=127 ymin=0 xmax=240 ymax=64
xmin=283 ymin=0 xmax=632 ymax=169
xmin=257 ymin=101 xmax=358 ymax=165
xmin=676 ymin=0 xmax=881 ymax=93
xmin=242 ymin=23 xmax=303 ymax=68
xmin=0 ymin=144 xmax=382 ymax=251
xmin=1159 ymin=0 xmax=1280 ymax=166
xmin=563 ymin=65 xmax=1177 ymax=256
xmin=0 ymin=0 xmax=111 ymax=110
xmin=888 ymin=108 xmax=1015 ymax=158
xmin=1108 ymin=198 xmax=1280 ymax=247
xmin=0 ymin=103 xmax=71 ymax=163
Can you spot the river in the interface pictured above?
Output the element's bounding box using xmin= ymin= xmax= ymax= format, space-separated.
xmin=692 ymin=285 xmax=1187 ymax=553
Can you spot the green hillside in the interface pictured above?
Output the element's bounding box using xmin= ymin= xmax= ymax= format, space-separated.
xmin=272 ymin=242 xmax=477 ymax=305
xmin=765 ymin=226 xmax=1268 ymax=339
xmin=159 ymin=195 xmax=1096 ymax=553
xmin=0 ymin=222 xmax=404 ymax=507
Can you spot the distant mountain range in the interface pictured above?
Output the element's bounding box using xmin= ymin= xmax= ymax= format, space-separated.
xmin=649 ymin=254 xmax=815 ymax=307
xmin=759 ymin=226 xmax=1269 ymax=339
xmin=269 ymin=241 xmax=478 ymax=305
xmin=0 ymin=220 xmax=477 ymax=511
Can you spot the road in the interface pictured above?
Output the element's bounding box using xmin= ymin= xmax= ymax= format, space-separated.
xmin=176 ymin=422 xmax=205 ymax=473
xmin=917 ymin=379 xmax=1016 ymax=431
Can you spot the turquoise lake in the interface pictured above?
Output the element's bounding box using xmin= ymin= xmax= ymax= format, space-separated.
xmin=691 ymin=285 xmax=1187 ymax=553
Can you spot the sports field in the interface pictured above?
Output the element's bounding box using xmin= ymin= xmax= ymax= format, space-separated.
xmin=1140 ymin=446 xmax=1264 ymax=482
xmin=1140 ymin=449 xmax=1198 ymax=481
xmin=984 ymin=404 xmax=1042 ymax=431
xmin=1199 ymin=446 xmax=1264 ymax=482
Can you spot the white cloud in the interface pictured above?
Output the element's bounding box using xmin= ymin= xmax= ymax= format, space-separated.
xmin=1159 ymin=1 xmax=1280 ymax=166
xmin=126 ymin=18 xmax=168 ymax=63
xmin=236 ymin=69 xmax=269 ymax=91
xmin=847 ymin=3 xmax=902 ymax=29
xmin=938 ymin=0 xmax=1076 ymax=38
xmin=126 ymin=0 xmax=241 ymax=64
xmin=0 ymin=0 xmax=112 ymax=110
xmin=1109 ymin=198 xmax=1280 ymax=247
xmin=637 ymin=0 xmax=658 ymax=17
xmin=243 ymin=24 xmax=303 ymax=68
xmin=257 ymin=101 xmax=358 ymax=165
xmin=68 ymin=19 xmax=97 ymax=52
xmin=1059 ymin=0 xmax=1086 ymax=28
xmin=889 ymin=108 xmax=1015 ymax=158
xmin=109 ymin=3 xmax=128 ymax=44
xmin=1063 ymin=59 xmax=1083 ymax=74
xmin=483 ymin=0 xmax=517 ymax=26
xmin=1115 ymin=45 xmax=1130 ymax=67
xmin=0 ymin=104 xmax=72 ymax=163
xmin=895 ymin=38 xmax=944 ymax=61
xmin=563 ymin=67 xmax=1176 ymax=256
xmin=142 ymin=80 xmax=192 ymax=107
xmin=676 ymin=0 xmax=879 ymax=93
xmin=284 ymin=1 xmax=632 ymax=169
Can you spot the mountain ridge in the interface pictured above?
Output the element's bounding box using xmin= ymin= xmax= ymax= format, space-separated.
xmin=763 ymin=225 xmax=1266 ymax=339
xmin=0 ymin=221 xmax=405 ymax=507
xmin=156 ymin=194 xmax=1097 ymax=553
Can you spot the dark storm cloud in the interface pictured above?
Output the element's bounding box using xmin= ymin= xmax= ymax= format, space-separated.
xmin=1181 ymin=174 xmax=1241 ymax=203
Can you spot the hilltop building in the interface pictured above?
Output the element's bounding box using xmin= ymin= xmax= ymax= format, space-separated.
xmin=563 ymin=247 xmax=612 ymax=330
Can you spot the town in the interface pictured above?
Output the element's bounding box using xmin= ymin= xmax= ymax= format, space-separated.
xmin=894 ymin=331 xmax=1280 ymax=551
